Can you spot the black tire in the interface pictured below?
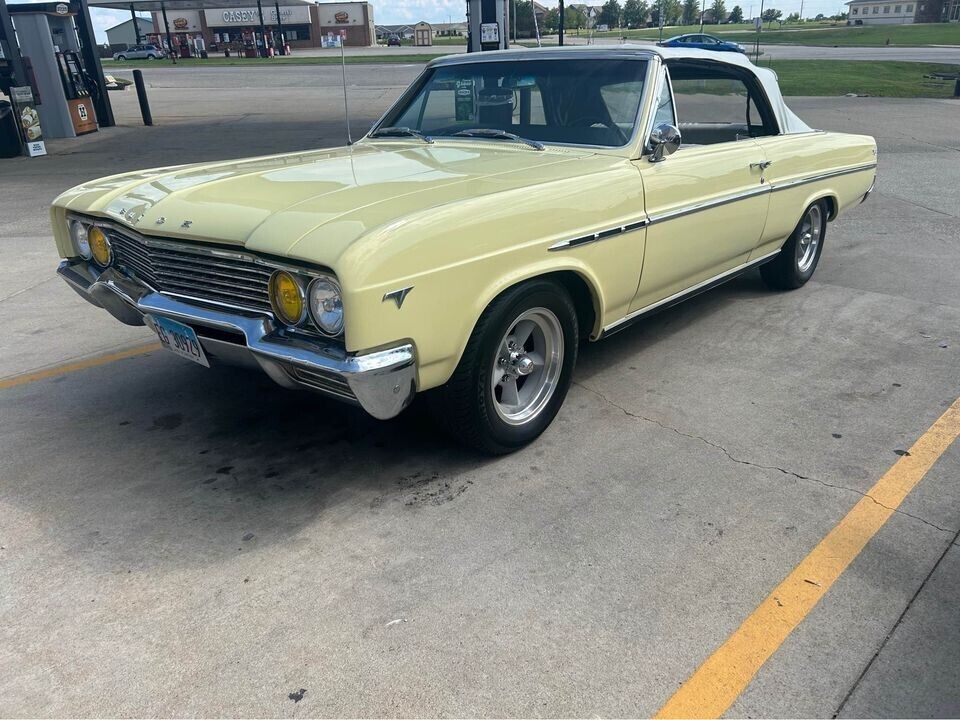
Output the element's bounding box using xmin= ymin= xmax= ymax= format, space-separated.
xmin=430 ymin=279 xmax=579 ymax=455
xmin=116 ymin=55 xmax=126 ymax=61
xmin=146 ymin=54 xmax=156 ymax=59
xmin=760 ymin=200 xmax=828 ymax=290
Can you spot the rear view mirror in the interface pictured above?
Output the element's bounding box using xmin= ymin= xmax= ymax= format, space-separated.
xmin=649 ymin=123 xmax=682 ymax=162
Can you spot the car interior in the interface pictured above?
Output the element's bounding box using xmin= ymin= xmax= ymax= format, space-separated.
xmin=661 ymin=61 xmax=780 ymax=146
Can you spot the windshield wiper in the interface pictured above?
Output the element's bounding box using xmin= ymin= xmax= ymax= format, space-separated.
xmin=452 ymin=128 xmax=544 ymax=151
xmin=368 ymin=126 xmax=434 ymax=144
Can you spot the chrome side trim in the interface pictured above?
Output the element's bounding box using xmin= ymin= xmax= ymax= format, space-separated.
xmin=768 ymin=162 xmax=878 ymax=193
xmin=646 ymin=183 xmax=772 ymax=226
xmin=602 ymin=249 xmax=781 ymax=336
xmin=548 ymin=218 xmax=648 ymax=252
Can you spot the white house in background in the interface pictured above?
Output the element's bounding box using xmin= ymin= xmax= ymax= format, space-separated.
xmin=105 ymin=16 xmax=156 ymax=47
xmin=846 ymin=0 xmax=960 ymax=22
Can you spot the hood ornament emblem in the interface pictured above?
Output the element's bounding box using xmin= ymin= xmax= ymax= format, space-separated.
xmin=383 ymin=286 xmax=413 ymax=309
xmin=155 ymin=216 xmax=165 ymax=225
xmin=181 ymin=220 xmax=193 ymax=228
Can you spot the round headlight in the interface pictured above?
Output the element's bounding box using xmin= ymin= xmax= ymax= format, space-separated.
xmin=70 ymin=219 xmax=91 ymax=259
xmin=88 ymin=226 xmax=112 ymax=267
xmin=308 ymin=277 xmax=344 ymax=336
xmin=269 ymin=270 xmax=306 ymax=326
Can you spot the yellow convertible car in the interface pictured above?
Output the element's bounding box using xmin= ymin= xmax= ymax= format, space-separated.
xmin=52 ymin=47 xmax=877 ymax=453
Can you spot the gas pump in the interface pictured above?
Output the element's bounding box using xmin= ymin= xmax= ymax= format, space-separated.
xmin=55 ymin=49 xmax=97 ymax=134
xmin=6 ymin=2 xmax=109 ymax=138
xmin=466 ymin=0 xmax=509 ymax=52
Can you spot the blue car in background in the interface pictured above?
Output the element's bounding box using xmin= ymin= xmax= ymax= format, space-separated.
xmin=657 ymin=34 xmax=747 ymax=53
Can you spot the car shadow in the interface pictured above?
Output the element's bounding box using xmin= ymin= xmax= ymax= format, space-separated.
xmin=0 ymin=269 xmax=770 ymax=572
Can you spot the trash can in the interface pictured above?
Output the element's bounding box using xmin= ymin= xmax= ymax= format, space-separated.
xmin=0 ymin=100 xmax=22 ymax=158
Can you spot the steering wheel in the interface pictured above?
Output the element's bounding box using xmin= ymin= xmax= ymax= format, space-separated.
xmin=569 ymin=115 xmax=629 ymax=145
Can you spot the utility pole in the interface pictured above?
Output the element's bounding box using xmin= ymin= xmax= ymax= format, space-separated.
xmin=799 ymin=0 xmax=804 ymax=19
xmin=700 ymin=0 xmax=705 ymax=30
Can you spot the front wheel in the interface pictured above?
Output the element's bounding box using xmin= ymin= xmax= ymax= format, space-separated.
xmin=760 ymin=200 xmax=827 ymax=290
xmin=431 ymin=279 xmax=579 ymax=455
xmin=116 ymin=55 xmax=126 ymax=61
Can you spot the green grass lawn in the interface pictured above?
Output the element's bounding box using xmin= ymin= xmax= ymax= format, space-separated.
xmin=765 ymin=60 xmax=959 ymax=96
xmin=590 ymin=22 xmax=958 ymax=45
xmin=724 ymin=23 xmax=960 ymax=45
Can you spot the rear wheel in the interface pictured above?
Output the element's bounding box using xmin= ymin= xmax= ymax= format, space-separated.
xmin=760 ymin=200 xmax=827 ymax=290
xmin=431 ymin=279 xmax=578 ymax=455
xmin=116 ymin=55 xmax=126 ymax=61
xmin=146 ymin=54 xmax=156 ymax=59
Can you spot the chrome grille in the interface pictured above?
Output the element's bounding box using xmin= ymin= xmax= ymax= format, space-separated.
xmin=107 ymin=229 xmax=274 ymax=314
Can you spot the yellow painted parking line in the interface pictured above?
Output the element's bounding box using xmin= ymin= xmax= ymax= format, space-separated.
xmin=0 ymin=343 xmax=161 ymax=390
xmin=655 ymin=396 xmax=960 ymax=720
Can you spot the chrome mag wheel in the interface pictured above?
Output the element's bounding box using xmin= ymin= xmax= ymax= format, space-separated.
xmin=797 ymin=204 xmax=822 ymax=274
xmin=491 ymin=307 xmax=564 ymax=426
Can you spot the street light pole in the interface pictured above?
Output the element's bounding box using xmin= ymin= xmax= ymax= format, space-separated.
xmin=558 ymin=0 xmax=564 ymax=45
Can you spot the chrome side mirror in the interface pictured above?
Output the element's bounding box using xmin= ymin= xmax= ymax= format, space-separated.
xmin=649 ymin=123 xmax=681 ymax=162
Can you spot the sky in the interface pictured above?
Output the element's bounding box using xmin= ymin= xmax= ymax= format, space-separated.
xmin=15 ymin=0 xmax=855 ymax=43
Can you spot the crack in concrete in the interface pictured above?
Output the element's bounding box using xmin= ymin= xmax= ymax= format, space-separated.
xmin=0 ymin=276 xmax=56 ymax=304
xmin=574 ymin=381 xmax=956 ymax=535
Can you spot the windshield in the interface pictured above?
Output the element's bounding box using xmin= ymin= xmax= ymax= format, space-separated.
xmin=375 ymin=58 xmax=649 ymax=148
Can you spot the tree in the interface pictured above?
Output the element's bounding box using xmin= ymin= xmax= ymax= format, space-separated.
xmin=623 ymin=0 xmax=650 ymax=27
xmin=509 ymin=0 xmax=537 ymax=37
xmin=682 ymin=0 xmax=699 ymax=23
xmin=761 ymin=7 xmax=782 ymax=24
xmin=660 ymin=0 xmax=683 ymax=23
xmin=728 ymin=4 xmax=744 ymax=22
xmin=785 ymin=11 xmax=800 ymax=21
xmin=599 ymin=0 xmax=623 ymax=26
xmin=814 ymin=12 xmax=826 ymax=19
xmin=711 ymin=0 xmax=727 ymax=22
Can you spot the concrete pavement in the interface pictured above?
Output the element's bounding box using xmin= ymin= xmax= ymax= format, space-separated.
xmin=1 ymin=67 xmax=959 ymax=717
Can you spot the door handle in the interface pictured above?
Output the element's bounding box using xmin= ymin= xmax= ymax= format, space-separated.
xmin=750 ymin=161 xmax=773 ymax=170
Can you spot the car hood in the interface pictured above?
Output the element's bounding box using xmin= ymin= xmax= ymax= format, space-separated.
xmin=57 ymin=141 xmax=617 ymax=267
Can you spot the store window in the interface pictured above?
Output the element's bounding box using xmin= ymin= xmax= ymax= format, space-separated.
xmin=883 ymin=5 xmax=890 ymax=12
xmin=906 ymin=3 xmax=913 ymax=10
xmin=872 ymin=6 xmax=879 ymax=12
xmin=852 ymin=7 xmax=859 ymax=13
xmin=894 ymin=5 xmax=901 ymax=11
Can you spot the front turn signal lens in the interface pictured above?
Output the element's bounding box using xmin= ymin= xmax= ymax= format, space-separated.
xmin=88 ymin=226 xmax=112 ymax=267
xmin=269 ymin=270 xmax=305 ymax=326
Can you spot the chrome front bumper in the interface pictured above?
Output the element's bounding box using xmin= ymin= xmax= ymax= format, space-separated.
xmin=58 ymin=259 xmax=417 ymax=420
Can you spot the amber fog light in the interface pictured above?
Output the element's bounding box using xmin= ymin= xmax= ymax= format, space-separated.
xmin=88 ymin=226 xmax=112 ymax=267
xmin=269 ymin=270 xmax=306 ymax=326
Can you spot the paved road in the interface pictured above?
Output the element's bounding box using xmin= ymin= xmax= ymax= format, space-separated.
xmin=104 ymin=38 xmax=960 ymax=64
xmin=1 ymin=74 xmax=959 ymax=716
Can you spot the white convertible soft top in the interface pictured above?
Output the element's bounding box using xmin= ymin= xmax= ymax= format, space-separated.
xmin=431 ymin=45 xmax=814 ymax=135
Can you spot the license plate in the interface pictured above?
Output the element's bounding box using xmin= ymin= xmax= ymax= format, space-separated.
xmin=146 ymin=315 xmax=210 ymax=368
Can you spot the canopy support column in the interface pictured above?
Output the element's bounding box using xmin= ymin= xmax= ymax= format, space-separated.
xmin=130 ymin=4 xmax=142 ymax=44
